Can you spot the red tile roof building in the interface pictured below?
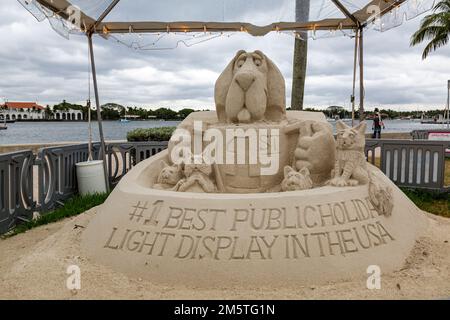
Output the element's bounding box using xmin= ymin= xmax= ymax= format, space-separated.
xmin=0 ymin=101 xmax=46 ymax=120
xmin=2 ymin=102 xmax=45 ymax=110
xmin=0 ymin=101 xmax=83 ymax=121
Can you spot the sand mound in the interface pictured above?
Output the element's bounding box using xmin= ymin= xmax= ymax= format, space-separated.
xmin=0 ymin=207 xmax=449 ymax=300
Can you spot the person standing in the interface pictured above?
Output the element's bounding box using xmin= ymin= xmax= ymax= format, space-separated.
xmin=372 ymin=108 xmax=385 ymax=139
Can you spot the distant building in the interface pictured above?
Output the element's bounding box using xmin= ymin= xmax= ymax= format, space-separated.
xmin=0 ymin=102 xmax=83 ymax=121
xmin=327 ymin=106 xmax=344 ymax=113
xmin=0 ymin=102 xmax=45 ymax=120
xmin=54 ymin=109 xmax=83 ymax=121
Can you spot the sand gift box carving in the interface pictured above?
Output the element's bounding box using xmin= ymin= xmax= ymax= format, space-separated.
xmin=82 ymin=51 xmax=427 ymax=286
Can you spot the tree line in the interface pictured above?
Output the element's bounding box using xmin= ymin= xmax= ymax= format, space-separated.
xmin=45 ymin=100 xmax=198 ymax=120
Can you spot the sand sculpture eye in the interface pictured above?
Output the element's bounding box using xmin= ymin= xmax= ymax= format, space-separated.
xmin=254 ymin=58 xmax=262 ymax=66
xmin=237 ymin=58 xmax=245 ymax=68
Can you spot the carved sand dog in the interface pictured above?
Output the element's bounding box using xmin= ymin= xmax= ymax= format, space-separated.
xmin=281 ymin=165 xmax=313 ymax=191
xmin=83 ymin=50 xmax=427 ymax=287
xmin=215 ymin=50 xmax=286 ymax=123
xmin=153 ymin=160 xmax=184 ymax=191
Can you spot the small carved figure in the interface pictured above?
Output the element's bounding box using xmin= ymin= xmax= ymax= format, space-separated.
xmin=368 ymin=170 xmax=394 ymax=216
xmin=177 ymin=159 xmax=217 ymax=193
xmin=328 ymin=121 xmax=394 ymax=216
xmin=153 ymin=160 xmax=184 ymax=191
xmin=285 ymin=120 xmax=335 ymax=186
xmin=281 ymin=166 xmax=313 ymax=192
xmin=329 ymin=121 xmax=369 ymax=187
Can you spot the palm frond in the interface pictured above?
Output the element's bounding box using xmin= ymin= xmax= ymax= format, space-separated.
xmin=410 ymin=0 xmax=450 ymax=59
xmin=421 ymin=32 xmax=449 ymax=59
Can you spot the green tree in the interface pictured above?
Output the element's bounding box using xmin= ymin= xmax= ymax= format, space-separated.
xmin=291 ymin=0 xmax=310 ymax=110
xmin=177 ymin=108 xmax=195 ymax=119
xmin=154 ymin=107 xmax=178 ymax=120
xmin=410 ymin=0 xmax=450 ymax=59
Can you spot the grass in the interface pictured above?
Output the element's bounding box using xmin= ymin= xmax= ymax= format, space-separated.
xmin=3 ymin=193 xmax=109 ymax=238
xmin=372 ymin=158 xmax=449 ymax=217
xmin=401 ymin=188 xmax=449 ymax=218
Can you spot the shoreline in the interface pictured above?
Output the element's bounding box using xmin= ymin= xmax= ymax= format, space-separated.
xmin=0 ymin=140 xmax=127 ymax=154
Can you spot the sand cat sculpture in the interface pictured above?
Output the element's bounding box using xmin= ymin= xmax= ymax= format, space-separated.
xmin=329 ymin=120 xmax=393 ymax=216
xmin=281 ymin=166 xmax=313 ymax=192
xmin=329 ymin=121 xmax=369 ymax=187
xmin=153 ymin=161 xmax=184 ymax=191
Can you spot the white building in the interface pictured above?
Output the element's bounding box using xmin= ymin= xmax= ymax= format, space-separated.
xmin=0 ymin=102 xmax=45 ymax=120
xmin=0 ymin=102 xmax=83 ymax=121
xmin=54 ymin=109 xmax=83 ymax=121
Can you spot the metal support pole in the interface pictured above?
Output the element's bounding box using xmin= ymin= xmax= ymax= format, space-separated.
xmin=87 ymin=33 xmax=109 ymax=191
xmin=351 ymin=28 xmax=359 ymax=127
xmin=447 ymin=80 xmax=449 ymax=129
xmin=359 ymin=27 xmax=365 ymax=122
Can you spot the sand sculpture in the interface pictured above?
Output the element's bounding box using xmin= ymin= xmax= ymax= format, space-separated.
xmin=82 ymin=51 xmax=427 ymax=286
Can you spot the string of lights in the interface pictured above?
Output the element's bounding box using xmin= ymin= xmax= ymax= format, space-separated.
xmin=17 ymin=0 xmax=437 ymax=50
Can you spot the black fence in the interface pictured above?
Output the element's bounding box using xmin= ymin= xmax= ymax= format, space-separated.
xmin=0 ymin=139 xmax=448 ymax=235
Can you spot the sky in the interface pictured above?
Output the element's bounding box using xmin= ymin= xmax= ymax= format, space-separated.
xmin=0 ymin=0 xmax=449 ymax=112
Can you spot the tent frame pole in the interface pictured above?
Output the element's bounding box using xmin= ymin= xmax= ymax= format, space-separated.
xmin=359 ymin=27 xmax=365 ymax=122
xmin=87 ymin=33 xmax=109 ymax=191
xmin=351 ymin=28 xmax=359 ymax=127
xmin=447 ymin=80 xmax=450 ymax=129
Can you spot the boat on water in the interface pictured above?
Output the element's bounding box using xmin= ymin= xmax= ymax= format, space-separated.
xmin=119 ymin=118 xmax=130 ymax=123
xmin=420 ymin=114 xmax=450 ymax=124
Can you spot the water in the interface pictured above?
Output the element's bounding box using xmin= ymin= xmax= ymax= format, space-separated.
xmin=0 ymin=119 xmax=449 ymax=145
xmin=0 ymin=120 xmax=181 ymax=145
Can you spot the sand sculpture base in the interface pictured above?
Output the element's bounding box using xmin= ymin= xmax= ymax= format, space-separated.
xmin=82 ymin=150 xmax=428 ymax=286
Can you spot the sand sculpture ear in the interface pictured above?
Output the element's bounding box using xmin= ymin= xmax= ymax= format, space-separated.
xmin=354 ymin=121 xmax=367 ymax=135
xmin=336 ymin=120 xmax=349 ymax=131
xmin=258 ymin=50 xmax=286 ymax=122
xmin=299 ymin=167 xmax=310 ymax=176
xmin=214 ymin=50 xmax=246 ymax=122
xmin=284 ymin=165 xmax=294 ymax=176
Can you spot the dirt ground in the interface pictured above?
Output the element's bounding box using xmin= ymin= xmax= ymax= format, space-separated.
xmin=0 ymin=207 xmax=449 ymax=300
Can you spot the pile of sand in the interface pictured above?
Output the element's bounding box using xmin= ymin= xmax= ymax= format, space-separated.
xmin=0 ymin=207 xmax=449 ymax=299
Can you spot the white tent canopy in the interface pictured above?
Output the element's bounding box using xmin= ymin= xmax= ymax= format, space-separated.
xmin=22 ymin=0 xmax=436 ymax=40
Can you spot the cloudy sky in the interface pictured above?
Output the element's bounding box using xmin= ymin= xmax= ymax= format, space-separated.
xmin=0 ymin=0 xmax=449 ymax=111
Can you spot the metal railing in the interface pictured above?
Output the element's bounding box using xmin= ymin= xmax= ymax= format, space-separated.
xmin=36 ymin=143 xmax=101 ymax=212
xmin=105 ymin=141 xmax=168 ymax=187
xmin=0 ymin=150 xmax=35 ymax=234
xmin=365 ymin=139 xmax=449 ymax=190
xmin=0 ymin=139 xmax=448 ymax=235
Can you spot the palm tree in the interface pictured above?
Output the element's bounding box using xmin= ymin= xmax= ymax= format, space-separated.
xmin=291 ymin=0 xmax=310 ymax=110
xmin=410 ymin=0 xmax=450 ymax=59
